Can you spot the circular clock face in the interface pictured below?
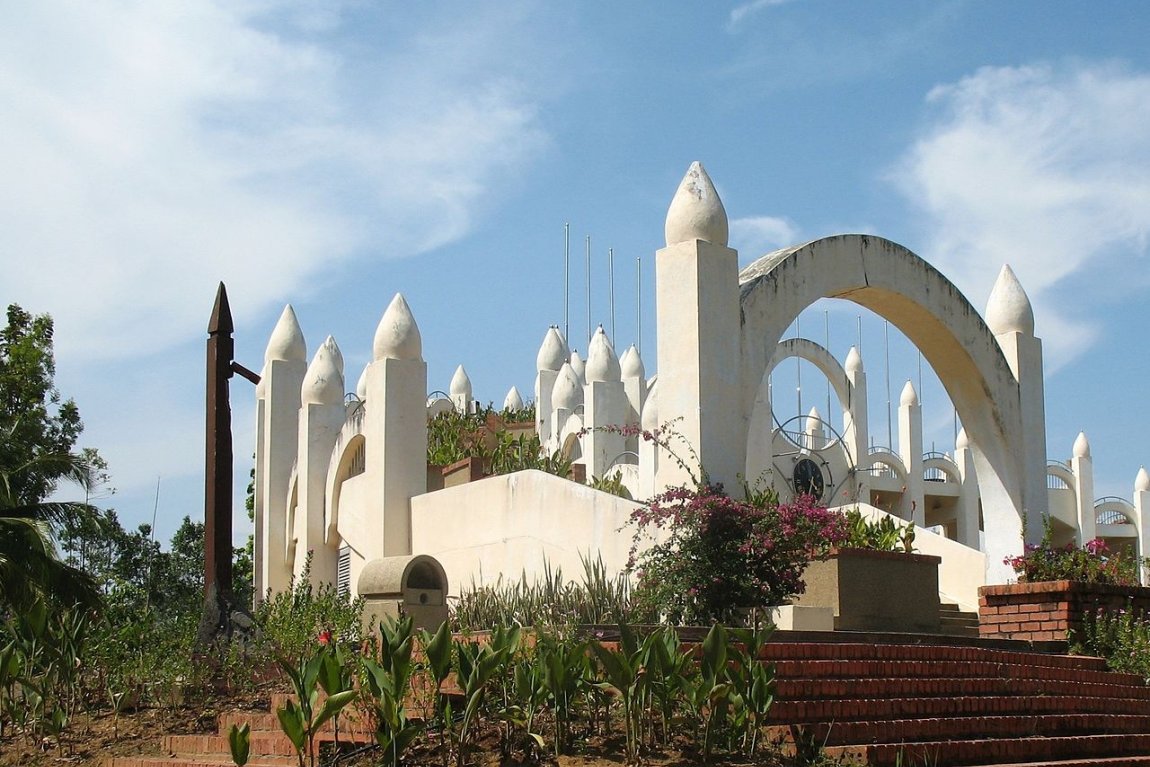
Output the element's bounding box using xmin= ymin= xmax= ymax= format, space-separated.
xmin=793 ymin=458 xmax=825 ymax=499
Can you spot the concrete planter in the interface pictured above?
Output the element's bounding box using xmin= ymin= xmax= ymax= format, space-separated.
xmin=793 ymin=548 xmax=942 ymax=633
xmin=441 ymin=456 xmax=491 ymax=488
xmin=979 ymin=580 xmax=1150 ymax=642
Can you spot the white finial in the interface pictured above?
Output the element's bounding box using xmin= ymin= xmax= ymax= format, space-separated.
xmin=265 ymin=305 xmax=307 ymax=363
xmin=620 ymin=344 xmax=645 ymax=379
xmin=665 ymin=161 xmax=728 ymax=247
xmin=640 ymin=382 xmax=659 ymax=431
xmin=806 ymin=406 xmax=823 ymax=432
xmin=503 ymin=386 xmax=524 ymax=411
xmin=569 ymin=350 xmax=586 ymax=384
xmin=255 ymin=365 xmax=267 ymax=398
xmin=955 ymin=427 xmax=969 ymax=450
xmin=844 ymin=346 xmax=863 ymax=374
xmin=586 ymin=326 xmax=621 ymax=383
xmin=373 ymin=294 xmax=422 ymax=362
xmin=536 ymin=327 xmax=567 ymax=372
xmin=355 ymin=364 xmax=368 ymax=400
xmin=1136 ymin=466 xmax=1150 ymax=492
xmin=1073 ymin=431 xmax=1091 ymax=459
xmin=985 ymin=264 xmax=1035 ymax=336
xmin=552 ymin=362 xmax=583 ymax=410
xmin=900 ymin=380 xmax=919 ymax=407
xmin=449 ymin=365 xmax=472 ymax=398
xmin=302 ymin=336 xmax=344 ymax=406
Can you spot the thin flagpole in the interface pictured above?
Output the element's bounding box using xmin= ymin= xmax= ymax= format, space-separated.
xmin=636 ymin=256 xmax=642 ymax=354
xmin=585 ymin=235 xmax=591 ymax=346
xmin=609 ymin=247 xmax=616 ymax=342
xmin=564 ymin=223 xmax=570 ymax=343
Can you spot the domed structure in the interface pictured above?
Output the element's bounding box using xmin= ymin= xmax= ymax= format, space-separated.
xmin=985 ymin=264 xmax=1035 ymax=336
xmin=265 ymin=305 xmax=307 ymax=363
xmin=664 ymin=161 xmax=728 ymax=247
xmin=373 ymin=294 xmax=422 ymax=361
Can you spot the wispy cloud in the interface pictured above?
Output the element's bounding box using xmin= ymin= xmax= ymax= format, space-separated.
xmin=730 ymin=215 xmax=800 ymax=261
xmin=890 ymin=61 xmax=1150 ymax=367
xmin=0 ymin=2 xmax=550 ymax=363
xmin=727 ymin=0 xmax=797 ymax=31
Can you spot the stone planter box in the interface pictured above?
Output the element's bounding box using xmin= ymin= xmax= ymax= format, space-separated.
xmin=979 ymin=580 xmax=1150 ymax=642
xmin=442 ymin=456 xmax=491 ymax=488
xmin=792 ymin=548 xmax=942 ymax=633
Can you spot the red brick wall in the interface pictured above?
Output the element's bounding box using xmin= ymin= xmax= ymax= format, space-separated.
xmin=979 ymin=581 xmax=1150 ymax=642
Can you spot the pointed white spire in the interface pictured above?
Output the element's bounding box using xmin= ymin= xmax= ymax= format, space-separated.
xmin=265 ymin=305 xmax=307 ymax=363
xmin=900 ymin=380 xmax=919 ymax=407
xmin=503 ymin=386 xmax=524 ymax=411
xmin=1073 ymin=431 xmax=1091 ymax=459
xmin=985 ymin=264 xmax=1035 ymax=336
xmin=1136 ymin=466 xmax=1150 ymax=492
xmin=620 ymin=344 xmax=645 ymax=379
xmin=640 ymin=382 xmax=659 ymax=431
xmin=956 ymin=427 xmax=969 ymax=450
xmin=302 ymin=336 xmax=345 ymax=406
xmin=585 ymin=326 xmax=621 ymax=383
xmin=255 ymin=364 xmax=267 ymax=398
xmin=569 ymin=350 xmax=586 ymax=384
xmin=806 ymin=406 xmax=823 ymax=432
xmin=449 ymin=365 xmax=472 ymax=398
xmin=665 ymin=161 xmax=728 ymax=247
xmin=844 ymin=346 xmax=863 ymax=374
xmin=373 ymin=294 xmax=422 ymax=362
xmin=355 ymin=364 xmax=368 ymax=400
xmin=536 ymin=327 xmax=567 ymax=372
xmin=552 ymin=362 xmax=583 ymax=410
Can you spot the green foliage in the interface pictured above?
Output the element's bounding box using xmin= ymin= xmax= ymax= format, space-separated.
xmin=227 ymin=722 xmax=251 ymax=767
xmin=630 ymin=485 xmax=848 ymax=625
xmin=275 ymin=646 xmax=358 ymax=767
xmin=427 ymin=403 xmax=573 ymax=479
xmin=451 ymin=554 xmax=654 ymax=631
xmin=1074 ymin=604 xmax=1150 ymax=678
xmin=361 ymin=616 xmax=422 ymax=767
xmin=842 ymin=507 xmax=916 ymax=553
xmin=1007 ymin=516 xmax=1144 ymax=586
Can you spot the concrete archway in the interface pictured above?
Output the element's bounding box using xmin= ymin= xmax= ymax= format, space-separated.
xmin=738 ymin=235 xmax=1038 ymax=578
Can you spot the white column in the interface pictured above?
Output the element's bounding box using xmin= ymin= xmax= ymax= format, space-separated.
xmin=898 ymin=381 xmax=925 ymax=526
xmin=1072 ymin=432 xmax=1096 ymax=545
xmin=954 ymin=429 xmax=981 ymax=549
xmin=1134 ymin=468 xmax=1150 ymax=585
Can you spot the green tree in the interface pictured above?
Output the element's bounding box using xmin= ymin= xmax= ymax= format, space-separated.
xmin=0 ymin=305 xmax=101 ymax=611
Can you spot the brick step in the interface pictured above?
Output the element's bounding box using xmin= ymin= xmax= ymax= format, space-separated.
xmin=962 ymin=759 xmax=1150 ymax=767
xmin=109 ymin=757 xmax=296 ymax=767
xmin=826 ymin=733 xmax=1150 ymax=767
xmin=770 ymin=713 xmax=1150 ymax=747
xmin=771 ymin=658 xmax=1136 ymax=686
xmin=767 ymin=694 xmax=1150 ymax=723
xmin=774 ymin=676 xmax=1150 ymax=701
xmin=162 ymin=731 xmax=374 ymax=759
xmin=217 ymin=710 xmax=376 ymax=736
xmin=761 ymin=642 xmax=1109 ymax=671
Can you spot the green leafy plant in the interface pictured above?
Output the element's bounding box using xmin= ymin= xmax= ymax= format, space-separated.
xmin=591 ymin=623 xmax=647 ymax=763
xmin=1007 ymin=516 xmax=1144 ymax=586
xmin=360 ymin=616 xmax=422 ymax=767
xmin=275 ymin=645 xmax=358 ymax=767
xmin=227 ymin=722 xmax=251 ymax=767
xmin=1073 ymin=604 xmax=1150 ymax=678
xmin=842 ymin=507 xmax=916 ymax=553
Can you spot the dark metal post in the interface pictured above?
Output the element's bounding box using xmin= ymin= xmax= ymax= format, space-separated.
xmin=204 ymin=282 xmax=234 ymax=598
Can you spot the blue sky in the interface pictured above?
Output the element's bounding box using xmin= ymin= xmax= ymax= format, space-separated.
xmin=3 ymin=1 xmax=1150 ymax=546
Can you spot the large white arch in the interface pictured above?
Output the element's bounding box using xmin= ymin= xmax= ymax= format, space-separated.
xmin=738 ymin=235 xmax=1042 ymax=578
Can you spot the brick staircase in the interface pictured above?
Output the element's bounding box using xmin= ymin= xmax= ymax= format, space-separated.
xmin=940 ymin=602 xmax=981 ymax=637
xmin=763 ymin=635 xmax=1150 ymax=766
xmin=108 ymin=635 xmax=1150 ymax=767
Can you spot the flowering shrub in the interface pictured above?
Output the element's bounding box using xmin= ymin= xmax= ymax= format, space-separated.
xmin=1074 ymin=605 xmax=1150 ymax=679
xmin=628 ymin=484 xmax=847 ymax=625
xmin=1005 ymin=536 xmax=1143 ymax=587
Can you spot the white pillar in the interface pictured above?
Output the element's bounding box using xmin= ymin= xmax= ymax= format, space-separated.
xmin=584 ymin=328 xmax=626 ymax=479
xmin=295 ymin=336 xmax=346 ymax=585
xmin=897 ymin=380 xmax=925 ymax=526
xmin=638 ymin=383 xmax=659 ymax=500
xmin=449 ymin=364 xmax=473 ymax=415
xmin=656 ymin=162 xmax=741 ymax=491
xmin=1134 ymin=467 xmax=1150 ymax=585
xmin=954 ymin=429 xmax=981 ymax=549
xmin=548 ymin=362 xmax=582 ymax=456
xmin=257 ymin=305 xmax=307 ymax=598
xmin=1071 ymin=432 xmax=1096 ymax=545
xmin=843 ymin=347 xmax=870 ymax=504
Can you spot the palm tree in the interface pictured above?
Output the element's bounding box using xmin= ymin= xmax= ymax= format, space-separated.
xmin=0 ymin=450 xmax=101 ymax=612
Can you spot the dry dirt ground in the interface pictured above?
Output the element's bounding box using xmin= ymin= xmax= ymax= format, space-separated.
xmin=0 ymin=695 xmax=797 ymax=767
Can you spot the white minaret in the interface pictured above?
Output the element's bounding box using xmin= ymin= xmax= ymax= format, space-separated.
xmin=898 ymin=380 xmax=925 ymax=526
xmin=986 ymin=264 xmax=1048 ymax=546
xmin=358 ymin=294 xmax=427 ymax=575
xmin=843 ymin=346 xmax=870 ymax=503
xmin=503 ymin=386 xmax=524 ymax=412
xmin=954 ymin=428 xmax=981 ymax=548
xmin=535 ymin=327 xmax=566 ymax=444
xmin=1071 ymin=431 xmax=1095 ymax=545
xmin=257 ymin=305 xmax=307 ymax=599
xmin=549 ymin=362 xmax=583 ymax=456
xmin=620 ymin=344 xmax=648 ymax=458
xmin=449 ymin=365 xmax=473 ymax=415
xmin=1135 ymin=467 xmax=1150 ymax=585
xmin=294 ymin=336 xmax=346 ymax=585
xmin=638 ymin=379 xmax=659 ymax=499
xmin=583 ymin=326 xmax=626 ymax=479
xmin=805 ymin=406 xmax=825 ymax=453
xmin=656 ymin=161 xmax=741 ymax=490
xmin=569 ymin=350 xmax=586 ymax=386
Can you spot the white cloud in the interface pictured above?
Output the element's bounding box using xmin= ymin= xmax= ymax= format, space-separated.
xmin=728 ymin=0 xmax=797 ymax=30
xmin=0 ymin=1 xmax=549 ymax=363
xmin=730 ymin=215 xmax=800 ymax=259
xmin=890 ymin=62 xmax=1150 ymax=367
